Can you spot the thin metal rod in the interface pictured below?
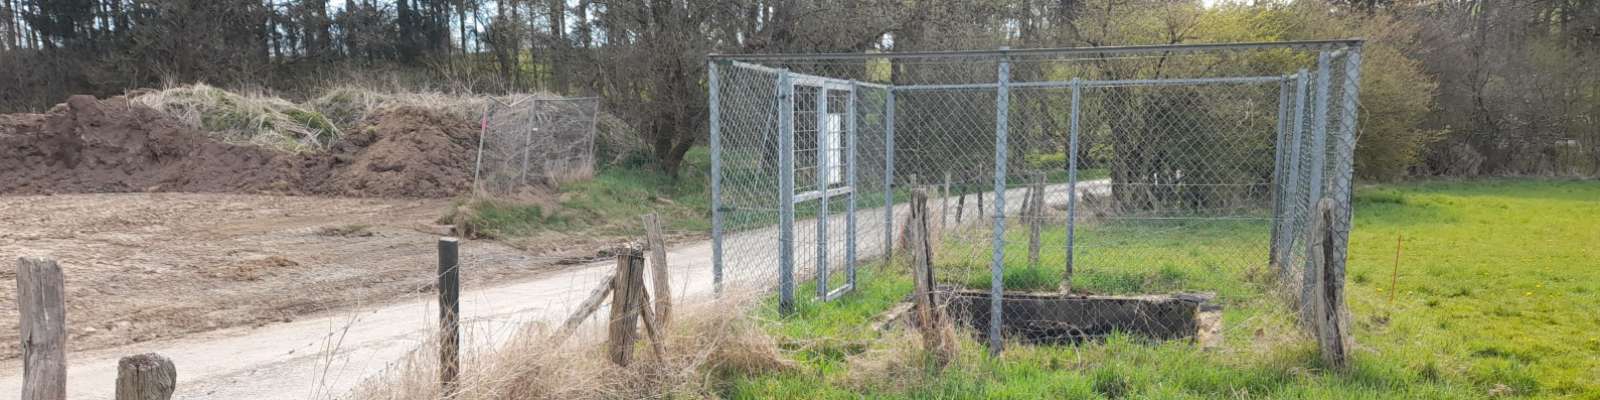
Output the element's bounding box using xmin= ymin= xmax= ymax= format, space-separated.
xmin=708 ymin=60 xmax=725 ymax=295
xmin=815 ymin=85 xmax=831 ymax=299
xmin=1064 ymin=77 xmax=1082 ymax=289
xmin=883 ymin=89 xmax=896 ymax=262
xmin=988 ymin=52 xmax=1011 ymax=357
xmin=709 ymin=39 xmax=1363 ymax=61
xmin=777 ymin=71 xmax=796 ymax=316
xmin=892 ymin=75 xmax=1286 ymax=92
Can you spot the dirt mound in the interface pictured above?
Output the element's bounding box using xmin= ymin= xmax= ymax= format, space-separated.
xmin=0 ymin=95 xmax=480 ymax=197
xmin=322 ymin=107 xmax=476 ymax=197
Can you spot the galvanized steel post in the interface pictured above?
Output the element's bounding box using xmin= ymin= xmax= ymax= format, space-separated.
xmin=1064 ymin=77 xmax=1082 ymax=288
xmin=883 ymin=89 xmax=896 ymax=262
xmin=1303 ymin=51 xmax=1333 ymax=305
xmin=816 ymin=85 xmax=831 ymax=298
xmin=988 ymin=51 xmax=1011 ymax=356
xmin=708 ymin=60 xmax=725 ymax=295
xmin=1269 ymin=75 xmax=1290 ymax=270
xmin=845 ymin=82 xmax=860 ymax=290
xmin=777 ymin=71 xmax=796 ymax=315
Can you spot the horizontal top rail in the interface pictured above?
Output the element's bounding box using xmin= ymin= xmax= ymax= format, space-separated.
xmin=889 ymin=75 xmax=1287 ymax=92
xmin=710 ymin=39 xmax=1363 ymax=62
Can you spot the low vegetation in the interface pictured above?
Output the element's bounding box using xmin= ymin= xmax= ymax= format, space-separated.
xmin=725 ymin=179 xmax=1598 ymax=399
xmin=131 ymin=83 xmax=340 ymax=152
xmin=443 ymin=148 xmax=712 ymax=240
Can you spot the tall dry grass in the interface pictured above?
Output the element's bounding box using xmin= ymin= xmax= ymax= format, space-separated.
xmin=131 ymin=83 xmax=340 ymax=152
xmin=350 ymin=295 xmax=793 ymax=400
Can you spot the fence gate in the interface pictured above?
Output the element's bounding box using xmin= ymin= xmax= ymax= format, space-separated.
xmin=782 ymin=78 xmax=860 ymax=304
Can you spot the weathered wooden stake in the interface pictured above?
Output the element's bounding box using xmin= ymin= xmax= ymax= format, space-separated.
xmin=1389 ymin=233 xmax=1402 ymax=304
xmin=550 ymin=273 xmax=616 ymax=345
xmin=116 ymin=353 xmax=176 ymax=400
xmin=1027 ymin=174 xmax=1044 ymax=268
xmin=18 ymin=257 xmax=65 ymax=400
xmin=955 ymin=191 xmax=966 ymax=223
xmin=636 ymin=284 xmax=668 ymax=361
xmin=1306 ymin=199 xmax=1351 ymax=369
xmin=940 ymin=171 xmax=952 ymax=232
xmin=436 ymin=238 xmax=461 ymax=396
xmin=908 ymin=189 xmax=957 ymax=365
xmin=607 ymin=248 xmax=646 ymax=366
xmin=641 ymin=213 xmax=672 ymax=329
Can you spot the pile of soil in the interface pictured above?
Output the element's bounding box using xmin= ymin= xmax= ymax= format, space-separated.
xmin=0 ymin=95 xmax=478 ymax=197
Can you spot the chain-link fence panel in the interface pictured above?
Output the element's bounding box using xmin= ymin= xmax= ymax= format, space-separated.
xmin=474 ymin=96 xmax=600 ymax=196
xmin=710 ymin=40 xmax=1362 ymax=354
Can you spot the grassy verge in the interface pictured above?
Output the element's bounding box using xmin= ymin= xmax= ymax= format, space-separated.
xmin=447 ymin=148 xmax=712 ymax=239
xmin=725 ymin=179 xmax=1599 ymax=399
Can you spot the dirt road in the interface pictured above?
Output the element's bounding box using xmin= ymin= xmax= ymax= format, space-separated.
xmin=0 ymin=181 xmax=1107 ymax=399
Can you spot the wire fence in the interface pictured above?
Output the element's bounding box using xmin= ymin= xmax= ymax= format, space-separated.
xmin=710 ymin=40 xmax=1363 ymax=354
xmin=474 ymin=95 xmax=601 ymax=196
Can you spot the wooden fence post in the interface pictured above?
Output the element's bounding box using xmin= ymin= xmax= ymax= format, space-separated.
xmin=1027 ymin=174 xmax=1044 ymax=268
xmin=116 ymin=353 xmax=175 ymax=400
xmin=436 ymin=238 xmax=461 ymax=396
xmin=1306 ymin=198 xmax=1351 ymax=369
xmin=940 ymin=171 xmax=952 ymax=232
xmin=607 ymin=248 xmax=646 ymax=366
xmin=18 ymin=257 xmax=65 ymax=400
xmin=908 ymin=189 xmax=957 ymax=365
xmin=641 ymin=213 xmax=672 ymax=329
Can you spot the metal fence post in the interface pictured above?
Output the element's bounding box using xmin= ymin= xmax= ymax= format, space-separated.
xmin=1303 ymin=51 xmax=1333 ymax=306
xmin=1330 ymin=45 xmax=1364 ymax=297
xmin=778 ymin=71 xmax=796 ymax=315
xmin=1269 ymin=75 xmax=1291 ymax=270
xmin=988 ymin=52 xmax=1011 ymax=356
xmin=708 ymin=60 xmax=725 ymax=295
xmin=1280 ymin=69 xmax=1310 ymax=283
xmin=845 ymin=82 xmax=860 ymax=291
xmin=1064 ymin=77 xmax=1083 ymax=290
xmin=884 ymin=89 xmax=897 ymax=262
xmin=816 ymin=86 xmax=832 ymax=299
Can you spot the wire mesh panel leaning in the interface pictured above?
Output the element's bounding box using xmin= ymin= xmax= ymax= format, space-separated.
xmin=708 ymin=40 xmax=1363 ymax=355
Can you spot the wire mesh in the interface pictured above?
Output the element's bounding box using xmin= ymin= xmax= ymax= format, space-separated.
xmin=710 ymin=40 xmax=1362 ymax=353
xmin=474 ymin=96 xmax=600 ymax=196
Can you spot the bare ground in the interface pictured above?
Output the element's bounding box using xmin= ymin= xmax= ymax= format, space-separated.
xmin=0 ymin=192 xmax=621 ymax=360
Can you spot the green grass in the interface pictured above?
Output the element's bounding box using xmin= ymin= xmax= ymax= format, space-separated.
xmin=725 ymin=179 xmax=1600 ymax=399
xmin=447 ymin=148 xmax=712 ymax=238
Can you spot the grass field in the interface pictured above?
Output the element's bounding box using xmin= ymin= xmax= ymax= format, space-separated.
xmin=726 ymin=179 xmax=1600 ymax=399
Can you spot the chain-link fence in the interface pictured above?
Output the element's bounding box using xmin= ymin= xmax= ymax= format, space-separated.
xmin=474 ymin=96 xmax=600 ymax=196
xmin=710 ymin=40 xmax=1363 ymax=354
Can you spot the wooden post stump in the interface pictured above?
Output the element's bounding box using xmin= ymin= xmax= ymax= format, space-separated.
xmin=18 ymin=257 xmax=65 ymax=400
xmin=116 ymin=353 xmax=176 ymax=400
xmin=1306 ymin=198 xmax=1351 ymax=369
xmin=907 ymin=189 xmax=957 ymax=366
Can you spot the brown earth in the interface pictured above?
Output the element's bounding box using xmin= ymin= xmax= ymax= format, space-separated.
xmin=0 ymin=192 xmax=625 ymax=360
xmin=0 ymin=95 xmax=478 ymax=198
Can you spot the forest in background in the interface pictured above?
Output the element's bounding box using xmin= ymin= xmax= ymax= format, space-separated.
xmin=0 ymin=0 xmax=1596 ymax=179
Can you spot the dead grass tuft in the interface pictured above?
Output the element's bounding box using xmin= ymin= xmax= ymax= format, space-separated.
xmin=351 ymin=294 xmax=791 ymax=400
xmin=131 ymin=83 xmax=339 ymax=153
